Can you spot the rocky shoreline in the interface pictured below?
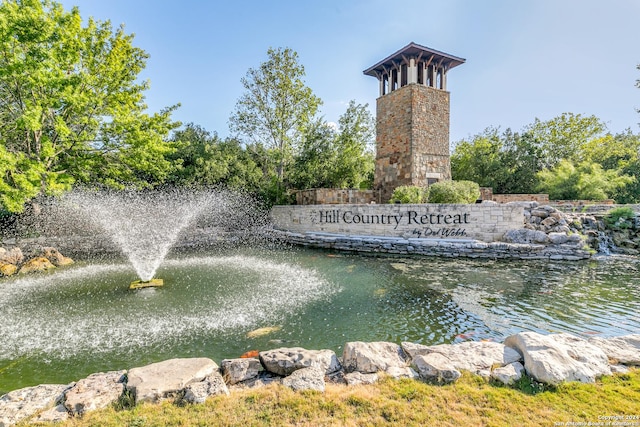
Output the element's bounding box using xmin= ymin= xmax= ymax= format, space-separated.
xmin=1 ymin=331 xmax=638 ymax=426
xmin=0 ymin=246 xmax=73 ymax=277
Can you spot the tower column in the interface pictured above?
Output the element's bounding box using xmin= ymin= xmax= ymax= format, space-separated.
xmin=422 ymin=63 xmax=428 ymax=87
xmin=442 ymin=68 xmax=447 ymax=90
xmin=409 ymin=58 xmax=417 ymax=84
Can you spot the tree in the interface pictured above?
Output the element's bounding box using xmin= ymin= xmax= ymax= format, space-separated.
xmin=582 ymin=130 xmax=640 ymax=203
xmin=525 ymin=113 xmax=605 ymax=168
xmin=167 ymin=123 xmax=262 ymax=190
xmin=331 ymin=101 xmax=375 ymax=189
xmin=0 ymin=0 xmax=179 ymax=212
xmin=229 ymin=47 xmax=321 ymax=201
xmin=289 ymin=119 xmax=337 ymax=190
xmin=451 ymin=127 xmax=509 ymax=190
xmin=498 ymin=130 xmax=543 ymax=194
xmin=537 ymin=160 xmax=633 ymax=201
xmin=289 ymin=101 xmax=375 ymax=191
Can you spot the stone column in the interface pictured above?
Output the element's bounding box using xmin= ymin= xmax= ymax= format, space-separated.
xmin=409 ymin=58 xmax=417 ymax=84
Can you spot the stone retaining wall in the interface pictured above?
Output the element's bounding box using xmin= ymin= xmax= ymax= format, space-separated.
xmin=294 ymin=189 xmax=380 ymax=205
xmin=271 ymin=204 xmax=524 ymax=243
xmin=492 ymin=193 xmax=550 ymax=203
xmin=269 ymin=230 xmax=591 ymax=261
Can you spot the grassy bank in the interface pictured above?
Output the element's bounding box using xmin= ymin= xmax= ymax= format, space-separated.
xmin=26 ymin=370 xmax=640 ymax=427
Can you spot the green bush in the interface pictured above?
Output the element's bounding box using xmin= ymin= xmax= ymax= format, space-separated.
xmin=388 ymin=186 xmax=428 ymax=204
xmin=604 ymin=206 xmax=636 ymax=229
xmin=427 ymin=180 xmax=481 ymax=204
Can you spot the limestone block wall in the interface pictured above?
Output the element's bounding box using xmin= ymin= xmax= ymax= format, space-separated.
xmin=271 ymin=204 xmax=524 ymax=243
xmin=492 ymin=194 xmax=550 ymax=204
xmin=294 ymin=189 xmax=381 ymax=205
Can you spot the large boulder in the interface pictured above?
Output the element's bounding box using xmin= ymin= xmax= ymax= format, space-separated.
xmin=412 ymin=353 xmax=461 ymax=384
xmin=0 ymin=247 xmax=23 ymax=266
xmin=342 ymin=341 xmax=408 ymax=374
xmin=548 ymin=232 xmax=569 ymax=245
xmin=282 ymin=367 xmax=325 ymax=392
xmin=0 ymin=384 xmax=69 ymax=427
xmin=402 ymin=341 xmax=522 ymax=375
xmin=504 ymin=332 xmax=611 ymax=385
xmin=182 ymin=372 xmax=229 ymax=404
xmin=588 ymin=335 xmax=640 ymax=365
xmin=503 ymin=229 xmax=549 ymax=244
xmin=344 ymin=372 xmax=379 ymax=386
xmin=259 ymin=347 xmax=340 ymax=376
xmin=126 ymin=358 xmax=218 ymax=403
xmin=220 ymin=358 xmax=262 ymax=385
xmin=384 ymin=366 xmax=420 ymax=380
xmin=491 ymin=362 xmax=525 ymax=385
xmin=30 ymin=404 xmax=70 ymax=424
xmin=0 ymin=263 xmax=17 ymax=277
xmin=42 ymin=247 xmax=74 ymax=267
xmin=64 ymin=370 xmax=125 ymax=415
xmin=227 ymin=372 xmax=282 ymax=390
xmin=18 ymin=257 xmax=55 ymax=274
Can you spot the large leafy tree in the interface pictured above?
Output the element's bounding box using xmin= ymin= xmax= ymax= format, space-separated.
xmin=167 ymin=123 xmax=262 ymax=190
xmin=331 ymin=100 xmax=375 ymax=189
xmin=537 ymin=160 xmax=633 ymax=201
xmin=290 ymin=101 xmax=375 ymax=191
xmin=229 ymin=47 xmax=321 ymax=202
xmin=525 ymin=112 xmax=605 ymax=169
xmin=450 ymin=127 xmax=510 ymax=191
xmin=452 ymin=127 xmax=542 ymax=194
xmin=290 ymin=118 xmax=336 ymax=190
xmin=0 ymin=0 xmax=179 ymax=212
xmin=582 ymin=130 xmax=640 ymax=203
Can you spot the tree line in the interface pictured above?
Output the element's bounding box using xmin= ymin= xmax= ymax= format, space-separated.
xmin=1 ymin=0 xmax=639 ymax=215
xmin=451 ymin=113 xmax=640 ymax=203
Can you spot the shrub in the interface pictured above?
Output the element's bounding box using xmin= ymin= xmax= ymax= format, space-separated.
xmin=388 ymin=186 xmax=428 ymax=204
xmin=604 ymin=206 xmax=636 ymax=229
xmin=427 ymin=180 xmax=481 ymax=204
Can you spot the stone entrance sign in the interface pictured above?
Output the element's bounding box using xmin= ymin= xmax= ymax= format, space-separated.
xmin=271 ymin=204 xmax=524 ymax=243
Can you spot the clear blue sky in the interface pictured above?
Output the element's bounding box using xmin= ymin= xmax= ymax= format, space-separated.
xmin=60 ymin=0 xmax=639 ymax=143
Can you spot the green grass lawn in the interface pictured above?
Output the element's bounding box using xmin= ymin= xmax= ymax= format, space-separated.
xmin=25 ymin=369 xmax=640 ymax=427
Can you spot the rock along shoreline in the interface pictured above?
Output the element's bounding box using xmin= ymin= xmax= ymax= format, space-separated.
xmin=1 ymin=331 xmax=639 ymax=426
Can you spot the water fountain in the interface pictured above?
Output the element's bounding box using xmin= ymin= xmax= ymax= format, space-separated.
xmin=62 ymin=188 xmax=240 ymax=288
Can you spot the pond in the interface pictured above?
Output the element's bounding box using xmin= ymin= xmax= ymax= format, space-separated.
xmin=1 ymin=247 xmax=639 ymax=394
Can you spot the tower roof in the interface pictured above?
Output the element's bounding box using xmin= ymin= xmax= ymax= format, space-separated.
xmin=363 ymin=42 xmax=465 ymax=77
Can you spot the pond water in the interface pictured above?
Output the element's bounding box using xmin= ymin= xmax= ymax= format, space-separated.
xmin=1 ymin=247 xmax=639 ymax=394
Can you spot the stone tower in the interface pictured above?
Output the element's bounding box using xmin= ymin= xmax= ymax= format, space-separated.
xmin=363 ymin=42 xmax=465 ymax=202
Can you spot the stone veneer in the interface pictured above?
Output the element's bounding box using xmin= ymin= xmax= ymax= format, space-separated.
xmin=271 ymin=204 xmax=523 ymax=243
xmin=294 ymin=189 xmax=380 ymax=205
xmin=375 ymin=84 xmax=451 ymax=202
